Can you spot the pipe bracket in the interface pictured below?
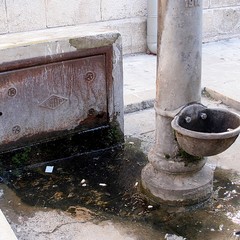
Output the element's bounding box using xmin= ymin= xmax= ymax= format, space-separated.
xmin=154 ymin=104 xmax=184 ymax=118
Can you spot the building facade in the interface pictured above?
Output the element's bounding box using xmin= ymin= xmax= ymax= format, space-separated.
xmin=0 ymin=0 xmax=240 ymax=54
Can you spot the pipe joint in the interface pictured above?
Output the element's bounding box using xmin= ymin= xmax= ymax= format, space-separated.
xmin=154 ymin=104 xmax=184 ymax=118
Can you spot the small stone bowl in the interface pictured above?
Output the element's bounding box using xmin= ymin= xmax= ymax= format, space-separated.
xmin=171 ymin=103 xmax=240 ymax=157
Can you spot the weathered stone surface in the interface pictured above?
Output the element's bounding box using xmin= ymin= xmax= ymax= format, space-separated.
xmin=203 ymin=6 xmax=240 ymax=41
xmin=46 ymin=0 xmax=101 ymax=27
xmin=15 ymin=211 xmax=135 ymax=240
xmin=101 ymin=0 xmax=147 ymax=21
xmin=0 ymin=210 xmax=18 ymax=240
xmin=5 ymin=0 xmax=46 ymax=32
xmin=0 ymin=24 xmax=118 ymax=62
xmin=213 ymin=7 xmax=240 ymax=34
xmin=0 ymin=26 xmax=124 ymax=150
xmin=131 ymin=18 xmax=147 ymax=53
xmin=142 ymin=0 xmax=215 ymax=205
xmin=100 ymin=18 xmax=147 ymax=54
xmin=1 ymin=0 xmax=240 ymax=54
xmin=141 ymin=164 xmax=213 ymax=205
xmin=0 ymin=0 xmax=7 ymax=34
xmin=203 ymin=0 xmax=210 ymax=9
xmin=210 ymin=0 xmax=240 ymax=8
xmin=203 ymin=9 xmax=216 ymax=39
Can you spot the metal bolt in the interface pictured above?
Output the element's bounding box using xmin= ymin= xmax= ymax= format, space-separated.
xmin=85 ymin=71 xmax=96 ymax=82
xmin=12 ymin=125 xmax=21 ymax=134
xmin=185 ymin=116 xmax=191 ymax=123
xmin=8 ymin=87 xmax=17 ymax=97
xmin=200 ymin=113 xmax=207 ymax=120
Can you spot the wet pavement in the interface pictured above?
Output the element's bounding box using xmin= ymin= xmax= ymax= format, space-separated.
xmin=123 ymin=38 xmax=240 ymax=112
xmin=0 ymin=38 xmax=240 ymax=239
xmin=0 ymin=125 xmax=240 ymax=239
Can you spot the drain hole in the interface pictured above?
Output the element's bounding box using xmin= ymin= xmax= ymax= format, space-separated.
xmin=0 ymin=112 xmax=3 ymax=116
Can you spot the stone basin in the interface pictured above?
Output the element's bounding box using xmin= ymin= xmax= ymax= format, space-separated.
xmin=171 ymin=103 xmax=240 ymax=157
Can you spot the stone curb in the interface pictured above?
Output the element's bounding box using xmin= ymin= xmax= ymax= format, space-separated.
xmin=124 ymin=99 xmax=155 ymax=114
xmin=124 ymin=88 xmax=240 ymax=115
xmin=0 ymin=210 xmax=18 ymax=240
xmin=203 ymin=87 xmax=240 ymax=112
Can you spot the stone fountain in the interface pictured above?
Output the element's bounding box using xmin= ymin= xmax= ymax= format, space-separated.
xmin=141 ymin=0 xmax=240 ymax=205
xmin=0 ymin=26 xmax=123 ymax=153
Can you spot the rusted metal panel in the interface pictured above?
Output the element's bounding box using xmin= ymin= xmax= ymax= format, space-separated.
xmin=0 ymin=53 xmax=109 ymax=151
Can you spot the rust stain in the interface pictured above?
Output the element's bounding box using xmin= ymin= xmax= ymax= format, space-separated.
xmin=0 ymin=46 xmax=113 ymax=152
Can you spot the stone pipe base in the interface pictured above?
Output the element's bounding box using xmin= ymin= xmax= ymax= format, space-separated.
xmin=141 ymin=163 xmax=214 ymax=206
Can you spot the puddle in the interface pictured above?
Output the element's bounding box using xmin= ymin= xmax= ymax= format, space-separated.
xmin=0 ymin=137 xmax=239 ymax=240
xmin=0 ymin=141 xmax=148 ymax=218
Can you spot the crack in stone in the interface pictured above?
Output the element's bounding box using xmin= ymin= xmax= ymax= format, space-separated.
xmin=37 ymin=220 xmax=87 ymax=235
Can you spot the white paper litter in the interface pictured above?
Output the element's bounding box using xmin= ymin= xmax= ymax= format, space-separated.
xmin=45 ymin=166 xmax=54 ymax=173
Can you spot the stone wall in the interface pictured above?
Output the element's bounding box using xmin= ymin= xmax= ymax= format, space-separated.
xmin=0 ymin=0 xmax=240 ymax=54
xmin=203 ymin=0 xmax=240 ymax=42
xmin=0 ymin=0 xmax=147 ymax=55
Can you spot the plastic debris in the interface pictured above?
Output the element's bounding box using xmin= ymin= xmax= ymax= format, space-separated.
xmin=67 ymin=193 xmax=74 ymax=198
xmin=134 ymin=182 xmax=139 ymax=187
xmin=165 ymin=234 xmax=186 ymax=240
xmin=219 ymin=224 xmax=224 ymax=231
xmin=148 ymin=205 xmax=153 ymax=209
xmin=226 ymin=211 xmax=240 ymax=225
xmin=0 ymin=189 xmax=4 ymax=198
xmin=81 ymin=179 xmax=86 ymax=184
xmin=99 ymin=183 xmax=107 ymax=187
xmin=45 ymin=166 xmax=54 ymax=173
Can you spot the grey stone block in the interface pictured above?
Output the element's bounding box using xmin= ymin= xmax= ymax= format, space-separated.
xmin=6 ymin=0 xmax=46 ymax=32
xmin=46 ymin=0 xmax=101 ymax=27
xmin=101 ymin=17 xmax=147 ymax=54
xmin=210 ymin=0 xmax=240 ymax=8
xmin=101 ymin=0 xmax=147 ymax=21
xmin=203 ymin=6 xmax=240 ymax=41
xmin=0 ymin=0 xmax=8 ymax=34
